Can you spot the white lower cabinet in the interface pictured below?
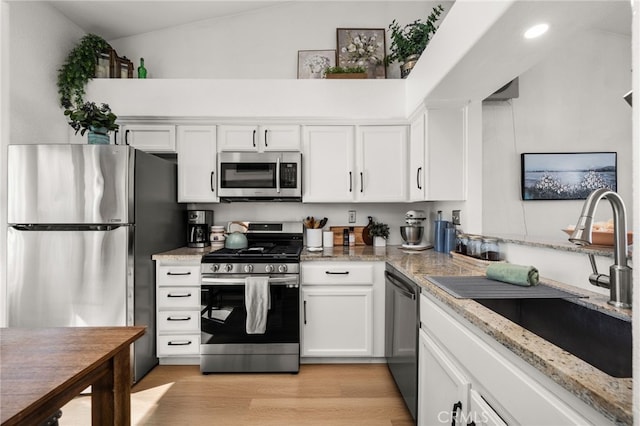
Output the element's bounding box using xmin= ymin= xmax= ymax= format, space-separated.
xmin=419 ymin=293 xmax=613 ymax=426
xmin=301 ymin=261 xmax=385 ymax=358
xmin=156 ymin=260 xmax=201 ymax=361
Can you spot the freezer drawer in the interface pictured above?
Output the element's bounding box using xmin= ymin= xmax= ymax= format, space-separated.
xmin=7 ymin=226 xmax=131 ymax=327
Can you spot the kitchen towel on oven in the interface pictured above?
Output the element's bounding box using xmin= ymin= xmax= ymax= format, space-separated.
xmin=245 ymin=276 xmax=270 ymax=334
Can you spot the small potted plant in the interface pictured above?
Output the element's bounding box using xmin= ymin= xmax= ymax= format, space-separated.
xmin=324 ymin=65 xmax=368 ymax=79
xmin=64 ymin=102 xmax=119 ymax=144
xmin=385 ymin=5 xmax=445 ymax=78
xmin=369 ymin=221 xmax=390 ymax=247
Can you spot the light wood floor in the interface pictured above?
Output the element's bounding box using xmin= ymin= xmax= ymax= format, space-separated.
xmin=60 ymin=364 xmax=414 ymax=425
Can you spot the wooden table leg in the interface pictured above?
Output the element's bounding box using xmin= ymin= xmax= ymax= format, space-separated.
xmin=92 ymin=347 xmax=131 ymax=426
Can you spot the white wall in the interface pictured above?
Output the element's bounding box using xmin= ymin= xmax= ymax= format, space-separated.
xmin=0 ymin=1 xmax=85 ymax=326
xmin=108 ymin=1 xmax=445 ymax=79
xmin=482 ymin=29 xmax=632 ymax=240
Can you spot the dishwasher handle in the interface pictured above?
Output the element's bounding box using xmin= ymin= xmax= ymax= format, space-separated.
xmin=385 ymin=271 xmax=417 ymax=300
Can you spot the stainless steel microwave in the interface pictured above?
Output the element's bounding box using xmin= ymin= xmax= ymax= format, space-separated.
xmin=217 ymin=152 xmax=302 ymax=201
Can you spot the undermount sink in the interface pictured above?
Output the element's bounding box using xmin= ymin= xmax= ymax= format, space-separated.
xmin=473 ymin=297 xmax=632 ymax=378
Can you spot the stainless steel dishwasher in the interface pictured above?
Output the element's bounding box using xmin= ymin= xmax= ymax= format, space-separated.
xmin=385 ymin=266 xmax=419 ymax=422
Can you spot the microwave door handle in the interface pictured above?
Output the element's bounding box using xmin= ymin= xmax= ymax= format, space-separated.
xmin=276 ymin=157 xmax=281 ymax=193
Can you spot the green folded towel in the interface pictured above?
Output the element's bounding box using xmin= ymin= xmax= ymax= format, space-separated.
xmin=486 ymin=263 xmax=539 ymax=287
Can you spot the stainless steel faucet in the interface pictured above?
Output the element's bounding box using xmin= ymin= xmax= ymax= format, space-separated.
xmin=569 ymin=188 xmax=632 ymax=308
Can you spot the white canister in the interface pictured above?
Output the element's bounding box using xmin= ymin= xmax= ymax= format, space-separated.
xmin=306 ymin=228 xmax=323 ymax=248
xmin=323 ymin=231 xmax=334 ymax=247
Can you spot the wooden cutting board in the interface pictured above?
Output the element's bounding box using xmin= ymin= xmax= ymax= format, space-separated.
xmin=329 ymin=226 xmax=367 ymax=246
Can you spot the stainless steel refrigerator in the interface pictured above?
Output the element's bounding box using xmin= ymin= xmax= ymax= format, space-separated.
xmin=7 ymin=144 xmax=186 ymax=382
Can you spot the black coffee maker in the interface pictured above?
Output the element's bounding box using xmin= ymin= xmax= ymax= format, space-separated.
xmin=187 ymin=210 xmax=213 ymax=248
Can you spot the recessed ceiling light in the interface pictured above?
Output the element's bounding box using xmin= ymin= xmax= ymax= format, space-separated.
xmin=524 ymin=23 xmax=549 ymax=39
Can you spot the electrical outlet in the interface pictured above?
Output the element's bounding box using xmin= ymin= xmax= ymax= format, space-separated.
xmin=348 ymin=210 xmax=356 ymax=223
xmin=452 ymin=210 xmax=461 ymax=226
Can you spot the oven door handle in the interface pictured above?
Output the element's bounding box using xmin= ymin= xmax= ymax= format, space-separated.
xmin=202 ymin=276 xmax=299 ymax=286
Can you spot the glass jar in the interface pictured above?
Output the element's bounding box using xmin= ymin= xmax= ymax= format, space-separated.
xmin=455 ymin=233 xmax=468 ymax=254
xmin=466 ymin=235 xmax=482 ymax=258
xmin=481 ymin=238 xmax=500 ymax=261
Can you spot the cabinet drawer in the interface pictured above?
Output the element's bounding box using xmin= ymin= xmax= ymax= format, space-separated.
xmin=158 ymin=334 xmax=200 ymax=356
xmin=157 ymin=265 xmax=200 ymax=286
xmin=302 ymin=262 xmax=374 ymax=285
xmin=158 ymin=310 xmax=200 ymax=332
xmin=158 ymin=287 xmax=199 ymax=309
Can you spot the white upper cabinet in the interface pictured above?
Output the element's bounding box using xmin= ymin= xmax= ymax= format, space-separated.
xmin=409 ymin=114 xmax=426 ymax=201
xmin=217 ymin=124 xmax=300 ymax=152
xmin=302 ymin=125 xmax=408 ymax=203
xmin=409 ymin=107 xmax=466 ymax=201
xmin=177 ymin=126 xmax=218 ymax=203
xmin=356 ymin=126 xmax=408 ymax=202
xmin=120 ymin=124 xmax=176 ymax=153
xmin=302 ymin=126 xmax=355 ymax=203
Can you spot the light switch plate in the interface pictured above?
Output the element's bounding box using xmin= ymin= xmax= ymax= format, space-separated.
xmin=348 ymin=210 xmax=356 ymax=223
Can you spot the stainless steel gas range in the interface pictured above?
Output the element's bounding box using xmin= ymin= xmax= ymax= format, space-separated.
xmin=200 ymin=222 xmax=303 ymax=373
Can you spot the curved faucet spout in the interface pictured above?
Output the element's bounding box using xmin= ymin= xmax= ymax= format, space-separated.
xmin=569 ymin=188 xmax=632 ymax=308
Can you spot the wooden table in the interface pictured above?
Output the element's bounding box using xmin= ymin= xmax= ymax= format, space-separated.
xmin=1 ymin=327 xmax=146 ymax=426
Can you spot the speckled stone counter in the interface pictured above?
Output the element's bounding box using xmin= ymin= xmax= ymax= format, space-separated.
xmin=154 ymin=244 xmax=633 ymax=424
xmin=302 ymin=245 xmax=633 ymax=425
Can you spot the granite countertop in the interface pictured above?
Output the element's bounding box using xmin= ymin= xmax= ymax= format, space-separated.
xmin=153 ymin=244 xmax=633 ymax=424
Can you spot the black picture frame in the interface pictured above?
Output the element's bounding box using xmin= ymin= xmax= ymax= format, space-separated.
xmin=521 ymin=152 xmax=617 ymax=200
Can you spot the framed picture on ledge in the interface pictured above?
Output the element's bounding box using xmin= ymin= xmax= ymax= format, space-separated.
xmin=336 ymin=28 xmax=386 ymax=79
xmin=297 ymin=49 xmax=335 ymax=79
xmin=520 ymin=152 xmax=617 ymax=200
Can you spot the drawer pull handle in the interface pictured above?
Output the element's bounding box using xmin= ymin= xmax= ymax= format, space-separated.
xmin=167 ymin=293 xmax=191 ymax=298
xmin=325 ymin=271 xmax=349 ymax=275
xmin=167 ymin=340 xmax=192 ymax=346
xmin=451 ymin=401 xmax=462 ymax=426
xmin=167 ymin=271 xmax=191 ymax=276
xmin=167 ymin=316 xmax=191 ymax=321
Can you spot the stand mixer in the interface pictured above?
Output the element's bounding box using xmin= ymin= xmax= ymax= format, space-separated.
xmin=400 ymin=210 xmax=432 ymax=250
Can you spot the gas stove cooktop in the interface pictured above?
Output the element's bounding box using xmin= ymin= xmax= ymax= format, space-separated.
xmin=201 ymin=221 xmax=303 ymax=264
xmin=202 ymin=244 xmax=302 ymax=262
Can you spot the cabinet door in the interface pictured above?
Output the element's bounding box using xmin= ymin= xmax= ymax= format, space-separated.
xmin=217 ymin=125 xmax=259 ymax=151
xmin=177 ymin=126 xmax=218 ymax=202
xmin=302 ymin=287 xmax=373 ymax=357
xmin=409 ymin=114 xmax=426 ymax=201
xmin=261 ymin=125 xmax=301 ymax=151
xmin=121 ymin=124 xmax=176 ymax=152
xmin=356 ymin=126 xmax=408 ymax=202
xmin=425 ymin=108 xmax=466 ymax=201
xmin=418 ymin=329 xmax=470 ymax=426
xmin=302 ymin=126 xmax=355 ymax=202
xmin=468 ymin=390 xmax=507 ymax=426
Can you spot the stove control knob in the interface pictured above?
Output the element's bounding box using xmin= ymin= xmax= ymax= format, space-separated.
xmin=224 ymin=264 xmax=233 ymax=273
xmin=244 ymin=265 xmax=254 ymax=273
xmin=278 ymin=264 xmax=288 ymax=273
xmin=211 ymin=264 xmax=220 ymax=273
xmin=264 ymin=264 xmax=275 ymax=273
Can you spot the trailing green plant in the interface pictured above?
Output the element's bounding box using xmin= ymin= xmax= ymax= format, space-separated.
xmin=369 ymin=221 xmax=390 ymax=239
xmin=64 ymin=102 xmax=119 ymax=136
xmin=385 ymin=5 xmax=445 ymax=66
xmin=57 ymin=33 xmax=111 ymax=109
xmin=324 ymin=65 xmax=367 ymax=74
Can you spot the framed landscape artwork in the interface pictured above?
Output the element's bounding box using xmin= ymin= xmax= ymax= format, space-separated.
xmin=336 ymin=28 xmax=386 ymax=79
xmin=521 ymin=152 xmax=617 ymax=200
xmin=297 ymin=50 xmax=335 ymax=79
